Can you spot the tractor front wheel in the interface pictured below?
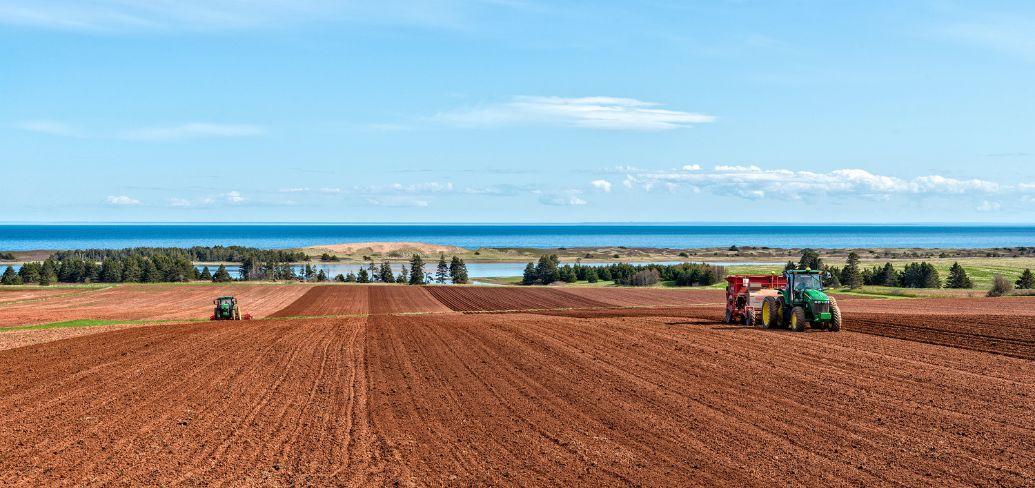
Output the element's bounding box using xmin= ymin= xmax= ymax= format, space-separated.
xmin=828 ymin=297 xmax=842 ymax=332
xmin=789 ymin=306 xmax=807 ymax=332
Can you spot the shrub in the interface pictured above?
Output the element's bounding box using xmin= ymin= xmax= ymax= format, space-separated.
xmin=987 ymin=274 xmax=1013 ymax=297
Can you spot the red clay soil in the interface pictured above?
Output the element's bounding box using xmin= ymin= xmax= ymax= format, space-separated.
xmin=562 ymin=287 xmax=725 ymax=307
xmin=0 ymin=314 xmax=1031 ymax=486
xmin=267 ymin=285 xmax=370 ymax=317
xmin=368 ymin=286 xmax=454 ymax=314
xmin=0 ymin=284 xmax=313 ymax=327
xmin=425 ymin=286 xmax=611 ymax=312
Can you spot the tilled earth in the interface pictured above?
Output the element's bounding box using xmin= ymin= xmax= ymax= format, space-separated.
xmin=0 ymin=285 xmax=1032 ymax=486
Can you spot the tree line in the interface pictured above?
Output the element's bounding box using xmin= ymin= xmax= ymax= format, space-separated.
xmin=50 ymin=246 xmax=307 ymax=264
xmin=521 ymin=255 xmax=726 ymax=287
xmin=330 ymin=253 xmax=469 ymax=285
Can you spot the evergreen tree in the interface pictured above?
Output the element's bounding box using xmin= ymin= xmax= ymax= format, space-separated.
xmin=409 ymin=254 xmax=426 ymax=285
xmin=334 ymin=273 xmax=346 ymax=282
xmin=945 ymin=262 xmax=973 ymax=289
xmin=316 ymin=269 xmax=328 ymax=282
xmin=122 ymin=258 xmax=142 ymax=282
xmin=840 ymin=252 xmax=863 ymax=289
xmin=379 ymin=261 xmax=394 ymax=283
xmin=99 ymin=259 xmax=124 ymax=283
xmin=345 ymin=272 xmax=357 ymax=283
xmin=521 ymin=263 xmax=537 ymax=285
xmin=879 ymin=262 xmax=897 ymax=286
xmin=357 ymin=268 xmax=370 ymax=283
xmin=535 ymin=255 xmax=560 ymax=284
xmin=585 ymin=267 xmax=598 ymax=283
xmin=449 ymin=256 xmax=469 ymax=284
xmin=397 ymin=264 xmax=409 ymax=284
xmin=1 ymin=266 xmax=21 ymax=285
xmin=38 ymin=270 xmax=51 ymax=286
xmin=304 ymin=263 xmax=315 ymax=282
xmin=798 ymin=249 xmax=823 ymax=270
xmin=558 ymin=264 xmax=577 ymax=283
xmin=367 ymin=262 xmax=379 ymax=283
xmin=212 ymin=264 xmax=233 ymax=282
xmin=141 ymin=259 xmax=161 ymax=283
xmin=435 ymin=253 xmax=449 ymax=284
xmin=1016 ymin=268 xmax=1034 ymax=289
xmin=199 ymin=266 xmax=213 ymax=281
xmin=783 ymin=260 xmax=797 ymax=272
xmin=19 ymin=262 xmax=41 ymax=284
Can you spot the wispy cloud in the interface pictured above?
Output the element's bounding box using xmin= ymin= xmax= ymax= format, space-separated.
xmin=105 ymin=195 xmax=140 ymax=206
xmin=365 ymin=197 xmax=430 ymax=208
xmin=538 ymin=191 xmax=587 ymax=206
xmin=590 ymin=179 xmax=612 ymax=192
xmin=222 ymin=191 xmax=245 ymax=203
xmin=119 ymin=123 xmax=265 ymax=141
xmin=433 ymin=96 xmax=715 ymax=131
xmin=10 ymin=120 xmax=84 ymax=137
xmin=615 ymin=165 xmax=1021 ymax=202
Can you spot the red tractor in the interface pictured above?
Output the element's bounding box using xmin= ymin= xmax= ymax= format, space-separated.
xmin=724 ymin=274 xmax=786 ymax=326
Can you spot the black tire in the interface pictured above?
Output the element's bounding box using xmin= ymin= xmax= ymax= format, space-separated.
xmin=761 ymin=297 xmax=777 ymax=329
xmin=724 ymin=309 xmax=732 ymax=324
xmin=744 ymin=311 xmax=754 ymax=327
xmin=789 ymin=306 xmax=807 ymax=332
xmin=828 ymin=297 xmax=842 ymax=332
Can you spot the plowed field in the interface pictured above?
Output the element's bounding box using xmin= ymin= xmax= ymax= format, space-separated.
xmin=0 ymin=284 xmax=312 ymax=327
xmin=425 ymin=286 xmax=610 ymax=312
xmin=0 ymin=311 xmax=1031 ymax=486
xmin=268 ymin=286 xmax=369 ymax=317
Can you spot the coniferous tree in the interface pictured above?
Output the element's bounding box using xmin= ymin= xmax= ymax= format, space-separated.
xmin=521 ymin=263 xmax=537 ymax=285
xmin=449 ymin=256 xmax=469 ymax=284
xmin=122 ymin=258 xmax=142 ymax=282
xmin=435 ymin=253 xmax=449 ymax=284
xmin=334 ymin=273 xmax=346 ymax=282
xmin=840 ymin=252 xmax=863 ymax=289
xmin=1 ymin=266 xmax=21 ymax=285
xmin=345 ymin=272 xmax=357 ymax=283
xmin=316 ymin=269 xmax=328 ymax=282
xmin=1016 ymin=268 xmax=1034 ymax=289
xmin=585 ymin=267 xmax=598 ymax=283
xmin=784 ymin=260 xmax=797 ymax=272
xmin=367 ymin=262 xmax=379 ymax=283
xmin=409 ymin=254 xmax=425 ymax=285
xmin=199 ymin=266 xmax=213 ymax=281
xmin=357 ymin=268 xmax=370 ymax=283
xmin=379 ymin=261 xmax=394 ymax=283
xmin=535 ymin=255 xmax=560 ymax=284
xmin=798 ymin=249 xmax=823 ymax=270
xmin=397 ymin=264 xmax=409 ymax=284
xmin=18 ymin=262 xmax=41 ymax=284
xmin=212 ymin=264 xmax=233 ymax=282
xmin=945 ymin=262 xmax=973 ymax=289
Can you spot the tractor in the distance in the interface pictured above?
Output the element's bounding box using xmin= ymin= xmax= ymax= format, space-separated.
xmin=211 ymin=296 xmax=251 ymax=321
xmin=760 ymin=269 xmax=842 ymax=332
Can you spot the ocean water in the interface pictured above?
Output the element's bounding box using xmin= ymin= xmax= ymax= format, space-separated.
xmin=1 ymin=224 xmax=1034 ymax=251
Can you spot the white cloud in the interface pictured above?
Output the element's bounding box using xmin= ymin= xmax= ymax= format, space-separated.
xmin=365 ymin=197 xmax=429 ymax=207
xmin=169 ymin=197 xmax=192 ymax=207
xmin=120 ymin=123 xmax=265 ymax=141
xmin=106 ymin=195 xmax=140 ymax=206
xmin=434 ymin=96 xmax=715 ymax=131
xmin=539 ymin=191 xmax=587 ymax=206
xmin=590 ymin=179 xmax=613 ymax=192
xmin=681 ymin=164 xmax=701 ymax=171
xmin=223 ymin=191 xmax=245 ymax=203
xmin=976 ymin=200 xmax=1001 ymax=212
xmin=10 ymin=120 xmax=84 ymax=137
xmin=278 ymin=187 xmax=310 ymax=193
xmin=617 ymin=165 xmax=1012 ymax=203
xmin=319 ymin=187 xmax=342 ymax=193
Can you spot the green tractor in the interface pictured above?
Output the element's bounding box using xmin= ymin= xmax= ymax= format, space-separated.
xmin=211 ymin=296 xmax=249 ymax=321
xmin=760 ymin=269 xmax=842 ymax=332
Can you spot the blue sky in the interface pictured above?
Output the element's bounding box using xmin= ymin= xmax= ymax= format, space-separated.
xmin=2 ymin=0 xmax=1033 ymax=223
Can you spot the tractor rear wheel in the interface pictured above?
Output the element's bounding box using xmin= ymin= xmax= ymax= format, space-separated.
xmin=828 ymin=297 xmax=842 ymax=332
xmin=789 ymin=306 xmax=807 ymax=332
xmin=761 ymin=297 xmax=777 ymax=329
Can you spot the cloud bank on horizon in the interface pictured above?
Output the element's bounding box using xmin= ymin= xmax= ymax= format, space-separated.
xmin=1 ymin=1 xmax=1033 ymax=222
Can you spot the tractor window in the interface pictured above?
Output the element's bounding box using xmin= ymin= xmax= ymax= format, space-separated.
xmin=794 ymin=274 xmax=822 ymax=291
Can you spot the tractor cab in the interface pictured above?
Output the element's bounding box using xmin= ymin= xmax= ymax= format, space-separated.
xmin=211 ymin=296 xmax=244 ymax=321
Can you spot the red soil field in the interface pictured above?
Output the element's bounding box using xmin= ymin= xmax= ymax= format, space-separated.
xmin=267 ymin=285 xmax=369 ymax=317
xmin=561 ymin=287 xmax=724 ymax=307
xmin=0 ymin=313 xmax=1030 ymax=486
xmin=0 ymin=287 xmax=85 ymax=304
xmin=0 ymin=284 xmax=312 ymax=327
xmin=425 ymin=286 xmax=611 ymax=312
xmin=367 ymin=285 xmax=453 ymax=314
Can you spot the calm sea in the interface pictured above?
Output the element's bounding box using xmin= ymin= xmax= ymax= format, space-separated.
xmin=1 ymin=224 xmax=1033 ymax=251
